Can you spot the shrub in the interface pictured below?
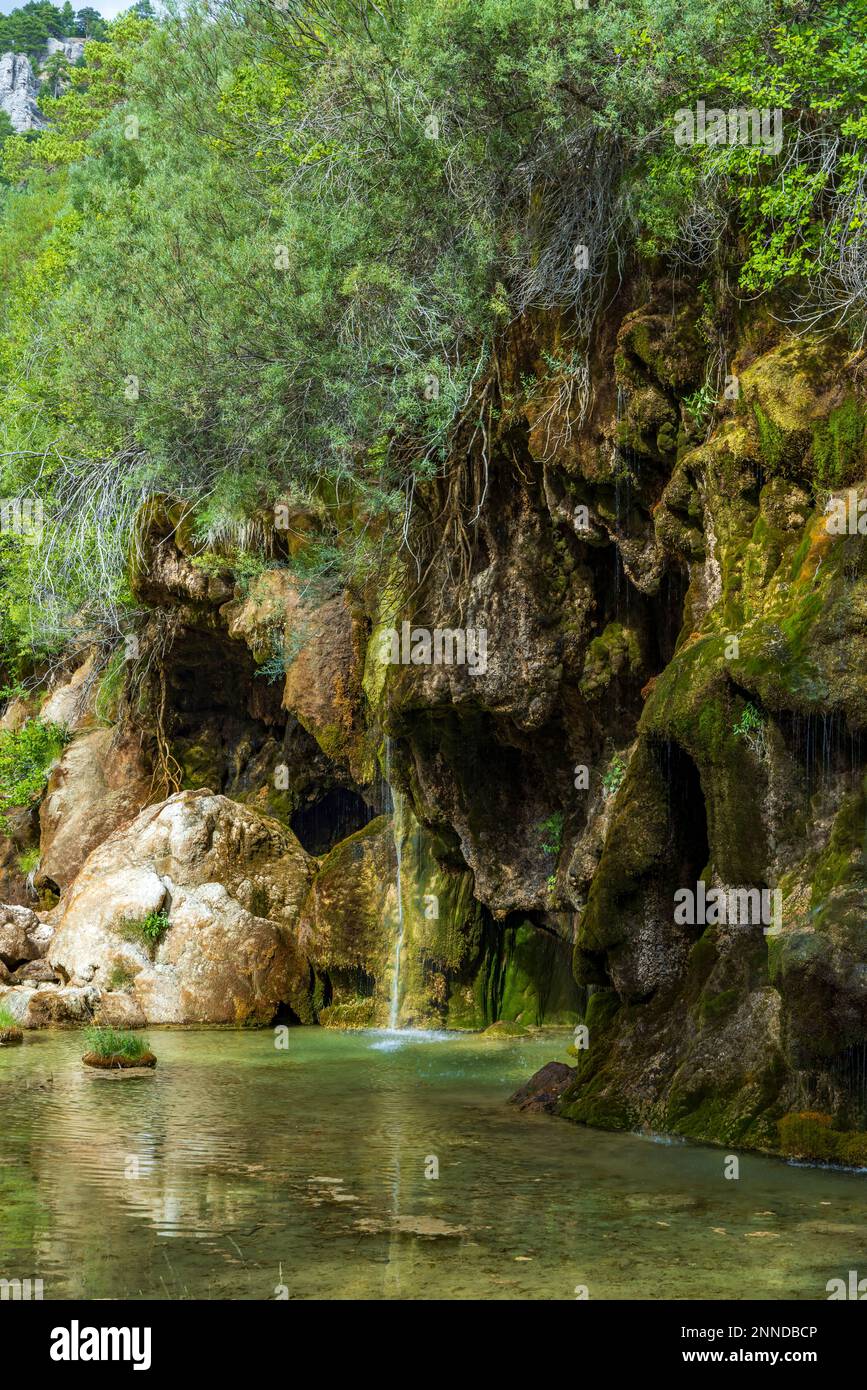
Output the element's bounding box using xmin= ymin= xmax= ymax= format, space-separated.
xmin=0 ymin=718 xmax=70 ymax=831
xmin=778 ymin=1111 xmax=837 ymax=1161
xmin=116 ymin=910 xmax=169 ymax=957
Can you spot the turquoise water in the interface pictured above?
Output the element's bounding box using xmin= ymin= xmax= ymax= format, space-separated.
xmin=1 ymin=1027 xmax=865 ymax=1300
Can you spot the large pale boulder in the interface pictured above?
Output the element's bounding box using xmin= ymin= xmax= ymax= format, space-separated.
xmin=48 ymin=789 xmax=317 ymax=1024
xmin=0 ymin=983 xmax=98 ymax=1027
xmin=38 ymin=729 xmax=154 ymax=892
xmin=0 ymin=904 xmax=52 ymax=967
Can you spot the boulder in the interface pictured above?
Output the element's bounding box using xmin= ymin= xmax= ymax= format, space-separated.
xmin=0 ymin=984 xmax=98 ymax=1028
xmin=48 ymin=789 xmax=317 ymax=1024
xmin=38 ymin=729 xmax=154 ymax=892
xmin=0 ymin=904 xmax=52 ymax=967
xmin=40 ymin=653 xmax=97 ymax=730
xmin=9 ymin=959 xmax=59 ymax=984
xmin=509 ymin=1061 xmax=575 ymax=1113
xmin=93 ymin=992 xmax=147 ymax=1030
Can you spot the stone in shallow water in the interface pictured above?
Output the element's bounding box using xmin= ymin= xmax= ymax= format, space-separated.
xmin=509 ymin=1061 xmax=575 ymax=1113
xmin=354 ymin=1215 xmax=466 ymax=1238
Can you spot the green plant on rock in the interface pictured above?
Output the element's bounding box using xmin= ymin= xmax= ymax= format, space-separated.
xmin=0 ymin=718 xmax=70 ymax=832
xmin=16 ymin=846 xmax=39 ymax=875
xmin=683 ymin=381 xmax=716 ymax=433
xmin=116 ymin=910 xmax=169 ymax=957
xmin=538 ymin=812 xmax=564 ymax=857
xmin=105 ymin=963 xmax=136 ymax=992
xmin=256 ymin=628 xmax=288 ymax=684
xmin=732 ymin=701 xmax=767 ymax=757
xmin=83 ymin=1026 xmax=150 ymax=1061
xmin=602 ymin=754 xmax=626 ymax=798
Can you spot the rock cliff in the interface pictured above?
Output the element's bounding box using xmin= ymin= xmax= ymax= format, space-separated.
xmin=1 ymin=274 xmax=865 ymax=1164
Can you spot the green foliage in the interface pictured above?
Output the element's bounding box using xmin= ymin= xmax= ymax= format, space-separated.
xmin=602 ymin=754 xmax=626 ymax=797
xmin=732 ymin=702 xmax=766 ymax=738
xmin=16 ymin=845 xmax=40 ymax=874
xmin=732 ymin=701 xmax=767 ymax=757
xmin=539 ymin=811 xmax=565 ymax=857
xmin=0 ymin=1004 xmax=19 ymax=1030
xmin=256 ymin=630 xmax=288 ymax=685
xmin=683 ymin=381 xmax=716 ymax=431
xmin=116 ymin=909 xmax=169 ymax=956
xmin=83 ymin=1025 xmax=150 ymax=1059
xmin=0 ymin=0 xmax=863 ymax=672
xmin=0 ymin=717 xmax=69 ymax=830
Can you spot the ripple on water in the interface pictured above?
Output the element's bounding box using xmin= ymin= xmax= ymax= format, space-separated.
xmin=1 ymin=1027 xmax=865 ymax=1300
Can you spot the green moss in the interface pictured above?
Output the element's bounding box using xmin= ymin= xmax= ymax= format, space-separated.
xmin=482 ymin=1019 xmax=529 ymax=1037
xmin=752 ymin=402 xmax=787 ymax=472
xmin=811 ymin=397 xmax=866 ymax=487
xmin=778 ymin=1111 xmax=837 ymax=1161
xmin=318 ymin=999 xmax=377 ymax=1029
xmin=698 ymin=987 xmax=740 ymax=1024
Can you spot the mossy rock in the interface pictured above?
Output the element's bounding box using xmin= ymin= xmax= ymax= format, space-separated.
xmin=776 ymin=1111 xmax=867 ymax=1165
xmin=482 ymin=1019 xmax=529 ymax=1038
xmin=317 ymin=999 xmax=377 ymax=1029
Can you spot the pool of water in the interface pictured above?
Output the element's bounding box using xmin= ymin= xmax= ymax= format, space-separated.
xmin=1 ymin=1027 xmax=865 ymax=1300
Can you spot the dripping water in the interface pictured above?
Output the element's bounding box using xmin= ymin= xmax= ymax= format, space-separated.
xmin=384 ymin=737 xmax=406 ymax=1031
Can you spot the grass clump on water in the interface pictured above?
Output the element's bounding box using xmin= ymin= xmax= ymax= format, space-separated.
xmin=84 ymin=1027 xmax=151 ymax=1061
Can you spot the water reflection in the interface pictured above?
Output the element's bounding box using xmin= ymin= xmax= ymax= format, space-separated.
xmin=0 ymin=1028 xmax=865 ymax=1299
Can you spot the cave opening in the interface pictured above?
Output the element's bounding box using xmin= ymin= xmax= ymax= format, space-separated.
xmin=652 ymin=739 xmax=711 ymax=893
xmin=290 ymin=787 xmax=378 ymax=856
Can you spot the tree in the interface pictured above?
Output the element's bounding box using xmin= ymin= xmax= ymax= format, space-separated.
xmin=74 ymin=7 xmax=106 ymax=39
xmin=43 ymin=49 xmax=70 ymax=97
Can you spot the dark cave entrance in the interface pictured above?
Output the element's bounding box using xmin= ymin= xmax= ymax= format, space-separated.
xmin=652 ymin=739 xmax=711 ymax=891
xmin=290 ymin=787 xmax=378 ymax=856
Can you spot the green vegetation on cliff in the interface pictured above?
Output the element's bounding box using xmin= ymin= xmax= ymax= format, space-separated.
xmin=0 ymin=0 xmax=862 ymax=665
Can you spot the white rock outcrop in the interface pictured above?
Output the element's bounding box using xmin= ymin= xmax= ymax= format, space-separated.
xmin=0 ymin=52 xmax=45 ymax=132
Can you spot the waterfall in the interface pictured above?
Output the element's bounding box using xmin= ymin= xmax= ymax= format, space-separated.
xmin=384 ymin=737 xmax=406 ymax=1031
xmin=389 ymin=788 xmax=406 ymax=1030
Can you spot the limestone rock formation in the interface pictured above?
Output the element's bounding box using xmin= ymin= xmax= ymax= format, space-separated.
xmin=47 ymin=789 xmax=317 ymax=1024
xmin=38 ymin=728 xmax=154 ymax=894
xmin=0 ymin=52 xmax=45 ymax=132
